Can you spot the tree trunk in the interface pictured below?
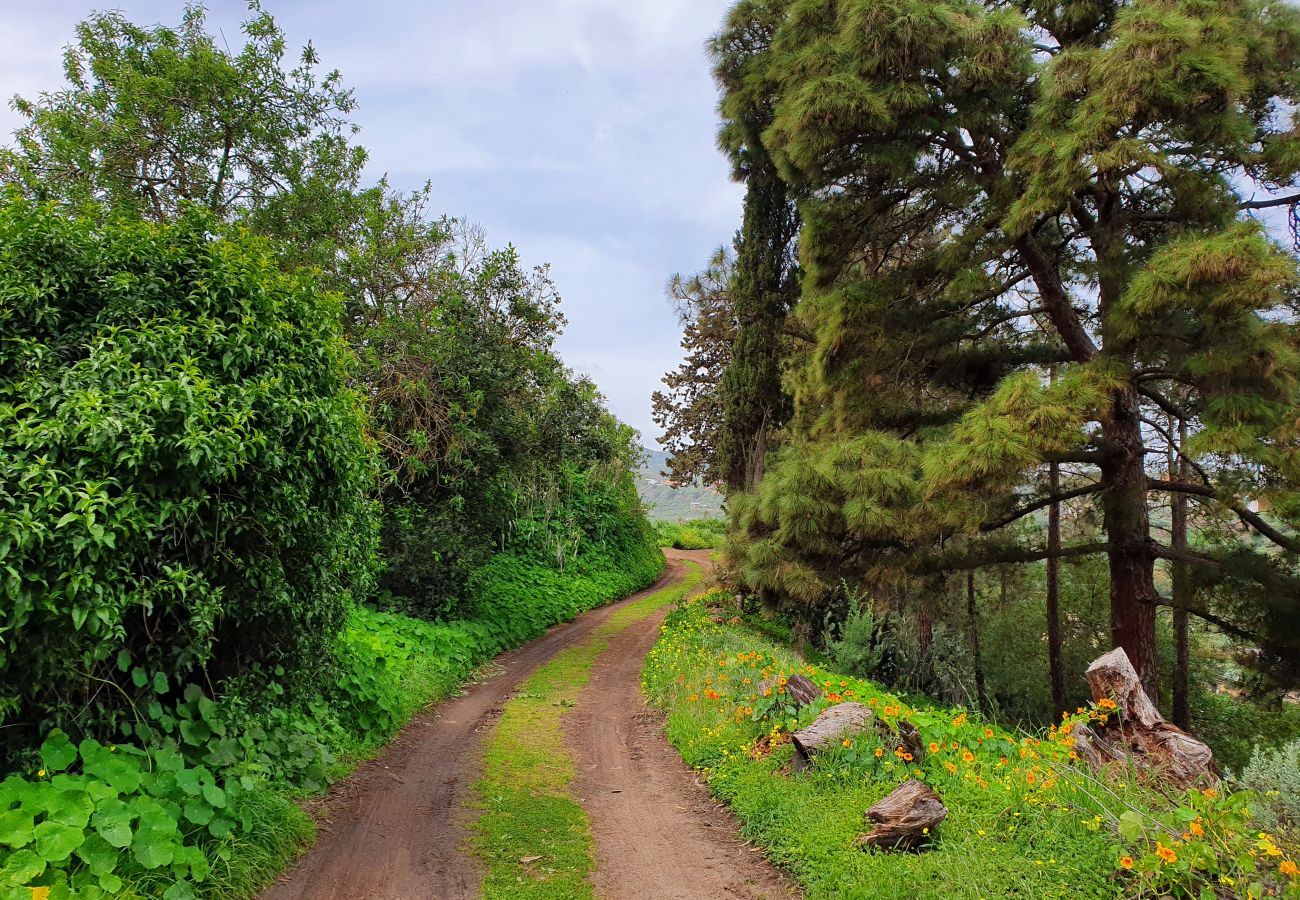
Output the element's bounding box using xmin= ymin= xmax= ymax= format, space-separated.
xmin=1047 ymin=459 xmax=1066 ymax=715
xmin=1100 ymin=385 xmax=1160 ymax=702
xmin=1171 ymin=417 xmax=1191 ymax=730
xmin=966 ymin=570 xmax=987 ymax=711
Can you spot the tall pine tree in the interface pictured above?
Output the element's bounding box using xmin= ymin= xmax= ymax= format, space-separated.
xmin=720 ymin=0 xmax=1300 ymax=695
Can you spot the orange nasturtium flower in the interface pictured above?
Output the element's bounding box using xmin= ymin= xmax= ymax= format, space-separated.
xmin=874 ymin=747 xmax=884 ymax=758
xmin=1280 ymin=860 xmax=1298 ymax=877
xmin=842 ymin=738 xmax=852 ymax=748
xmin=929 ymin=742 xmax=940 ymax=753
xmin=1155 ymin=843 xmax=1177 ymax=865
xmin=1118 ymin=856 xmax=1134 ymax=870
xmin=962 ymin=751 xmax=975 ymax=763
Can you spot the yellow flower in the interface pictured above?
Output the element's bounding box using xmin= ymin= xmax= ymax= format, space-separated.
xmin=36 ymin=770 xmax=45 ymax=778
xmin=30 ymin=889 xmax=51 ymax=900
xmin=842 ymin=738 xmax=852 ymax=748
xmin=874 ymin=748 xmax=884 ymax=758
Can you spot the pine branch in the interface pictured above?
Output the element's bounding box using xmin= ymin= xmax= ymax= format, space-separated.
xmin=914 ymin=541 xmax=1111 ymax=573
xmin=979 ymin=483 xmax=1103 ymax=532
xmin=1147 ymin=478 xmax=1300 ymax=555
xmin=1240 ymin=191 xmax=1300 ymax=211
xmin=1012 ymin=234 xmax=1098 ymax=361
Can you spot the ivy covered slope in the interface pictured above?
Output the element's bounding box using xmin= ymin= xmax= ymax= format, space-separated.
xmin=643 ymin=591 xmax=1300 ymax=900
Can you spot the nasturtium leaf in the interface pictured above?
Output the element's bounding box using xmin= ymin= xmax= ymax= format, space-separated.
xmin=182 ymin=799 xmax=214 ymax=826
xmin=0 ymin=848 xmax=45 ymax=886
xmin=73 ymin=832 xmax=119 ymax=876
xmin=99 ymin=873 xmax=123 ymax=894
xmin=173 ymin=769 xmax=202 ymax=796
xmin=115 ymin=650 xmax=131 ymax=672
xmin=152 ymin=671 xmax=169 ymax=695
xmin=152 ymin=748 xmax=184 ymax=773
xmin=207 ymin=815 xmax=233 ymax=839
xmin=162 ymin=879 xmax=196 ymax=900
xmin=131 ymin=668 xmax=148 ymax=689
xmin=39 ymin=731 xmax=77 ymax=773
xmin=91 ymin=798 xmax=134 ymax=849
xmin=33 ymin=821 xmax=85 ymax=861
xmin=46 ymin=790 xmax=93 ymax=829
xmin=178 ymin=719 xmax=211 ymax=746
xmin=0 ymin=808 xmax=33 ymax=849
xmin=200 ymin=784 xmax=226 ymax=809
xmin=131 ymin=824 xmax=176 ymax=869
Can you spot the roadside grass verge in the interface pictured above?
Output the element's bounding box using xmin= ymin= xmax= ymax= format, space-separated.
xmin=471 ymin=562 xmax=702 ymax=899
xmin=641 ymin=590 xmax=1299 ymax=900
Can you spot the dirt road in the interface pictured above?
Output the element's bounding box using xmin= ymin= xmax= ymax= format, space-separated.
xmin=567 ymin=552 xmax=798 ymax=900
xmin=260 ymin=549 xmax=795 ymax=900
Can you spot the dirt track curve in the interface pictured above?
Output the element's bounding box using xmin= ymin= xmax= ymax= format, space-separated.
xmin=261 ymin=548 xmax=797 ymax=900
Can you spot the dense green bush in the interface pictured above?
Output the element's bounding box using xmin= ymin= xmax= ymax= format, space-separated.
xmin=0 ymin=199 xmax=378 ymax=766
xmin=654 ymin=518 xmax=726 ymax=550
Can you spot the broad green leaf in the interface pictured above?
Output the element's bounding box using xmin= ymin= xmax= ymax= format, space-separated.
xmin=73 ymin=832 xmax=119 ymax=876
xmin=45 ymin=790 xmax=93 ymax=829
xmin=131 ymin=824 xmax=176 ymax=869
xmin=32 ymin=821 xmax=85 ymax=862
xmin=38 ymin=731 xmax=77 ymax=773
xmin=0 ymin=848 xmax=44 ymax=887
xmin=200 ymin=783 xmax=226 ymax=809
xmin=91 ymin=798 xmax=133 ymax=849
xmin=182 ymin=798 xmax=214 ymax=826
xmin=0 ymin=808 xmax=33 ymax=848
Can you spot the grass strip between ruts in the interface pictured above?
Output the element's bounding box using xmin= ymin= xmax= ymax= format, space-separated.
xmin=469 ymin=560 xmax=703 ymax=900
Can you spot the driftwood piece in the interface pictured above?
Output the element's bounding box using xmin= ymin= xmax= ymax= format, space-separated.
xmin=755 ymin=672 xmax=820 ymax=708
xmin=855 ymin=780 xmax=947 ymax=851
xmin=791 ymin=702 xmax=875 ymax=769
xmin=1074 ymin=648 xmax=1218 ymax=789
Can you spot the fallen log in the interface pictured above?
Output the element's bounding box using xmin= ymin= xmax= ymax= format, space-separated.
xmin=792 ymin=702 xmax=875 ymax=769
xmin=1073 ymin=647 xmax=1218 ymax=789
xmin=855 ymin=780 xmax=947 ymax=851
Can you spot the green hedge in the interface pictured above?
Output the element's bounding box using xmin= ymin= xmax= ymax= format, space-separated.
xmin=0 ymin=199 xmax=378 ymax=767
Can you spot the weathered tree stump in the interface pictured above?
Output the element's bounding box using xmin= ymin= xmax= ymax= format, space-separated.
xmin=855 ymin=780 xmax=947 ymax=851
xmin=1073 ymin=647 xmax=1218 ymax=789
xmin=755 ymin=672 xmax=820 ymax=708
xmin=791 ymin=702 xmax=875 ymax=769
xmin=878 ymin=718 xmax=925 ymax=763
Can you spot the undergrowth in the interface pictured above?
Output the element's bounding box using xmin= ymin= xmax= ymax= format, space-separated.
xmin=471 ymin=561 xmax=702 ymax=899
xmin=642 ymin=590 xmax=1300 ymax=900
xmin=0 ymin=549 xmax=665 ymax=899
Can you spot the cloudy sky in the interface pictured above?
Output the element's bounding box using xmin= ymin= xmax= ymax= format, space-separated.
xmin=0 ymin=0 xmax=742 ymax=447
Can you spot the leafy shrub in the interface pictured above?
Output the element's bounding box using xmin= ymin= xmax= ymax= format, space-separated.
xmin=0 ymin=199 xmax=378 ymax=765
xmin=823 ymin=584 xmax=886 ymax=679
xmin=1242 ymin=738 xmax=1300 ymax=833
xmin=654 ymin=518 xmax=726 ymax=550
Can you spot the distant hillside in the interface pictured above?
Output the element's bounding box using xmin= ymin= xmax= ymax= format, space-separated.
xmin=637 ymin=448 xmax=725 ymax=522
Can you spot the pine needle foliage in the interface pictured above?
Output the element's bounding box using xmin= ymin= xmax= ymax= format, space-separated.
xmin=717 ymin=0 xmax=1300 ymax=692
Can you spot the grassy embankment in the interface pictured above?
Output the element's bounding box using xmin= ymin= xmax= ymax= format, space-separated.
xmin=642 ymin=589 xmax=1300 ymax=900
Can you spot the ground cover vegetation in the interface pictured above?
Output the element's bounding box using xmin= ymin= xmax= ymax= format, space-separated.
xmin=653 ymin=519 xmax=728 ymax=551
xmin=471 ymin=562 xmax=702 ymax=900
xmin=0 ymin=4 xmax=659 ymax=897
xmin=655 ymin=0 xmax=1300 ymax=773
xmin=644 ymin=589 xmax=1300 ymax=899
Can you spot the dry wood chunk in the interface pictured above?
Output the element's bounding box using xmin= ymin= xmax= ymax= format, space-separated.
xmin=856 ymin=780 xmax=947 ymax=851
xmin=754 ymin=672 xmax=821 ymax=708
xmin=791 ymin=702 xmax=875 ymax=767
xmin=1075 ymin=647 xmax=1218 ymax=789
